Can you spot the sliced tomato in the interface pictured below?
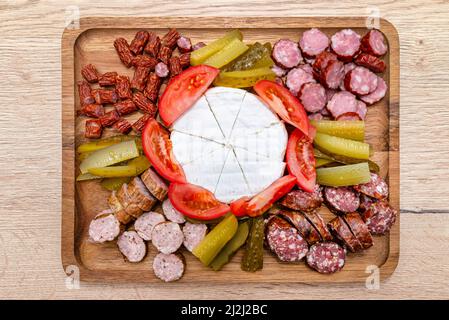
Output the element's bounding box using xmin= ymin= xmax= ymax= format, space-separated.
xmin=142 ymin=119 xmax=186 ymax=183
xmin=158 ymin=65 xmax=220 ymax=126
xmin=168 ymin=183 xmax=230 ymax=220
xmin=230 ymin=175 xmax=297 ymax=217
xmin=286 ymin=128 xmax=316 ymax=192
xmin=254 ymin=80 xmax=310 ymax=138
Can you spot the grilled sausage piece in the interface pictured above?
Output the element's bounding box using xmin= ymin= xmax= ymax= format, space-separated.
xmin=117 ymin=231 xmax=146 ymax=262
xmin=353 ymin=172 xmax=388 ymax=200
xmin=327 ymin=216 xmax=363 ymax=252
xmin=108 ymin=191 xmax=133 ymax=225
xmin=343 ymin=212 xmax=373 ymax=249
xmin=88 ymin=210 xmax=121 ymax=243
xmin=140 ymin=168 xmax=168 ymax=201
xmin=302 ymin=210 xmax=333 ymax=241
xmin=280 ymin=185 xmax=323 ymax=212
xmin=153 ymin=252 xmax=185 ymax=282
xmin=360 ymin=200 xmax=397 ymax=235
xmin=278 ymin=210 xmax=321 ymax=245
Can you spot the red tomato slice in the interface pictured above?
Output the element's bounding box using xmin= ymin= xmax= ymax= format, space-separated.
xmin=230 ymin=175 xmax=297 ymax=217
xmin=254 ymin=80 xmax=310 ymax=138
xmin=286 ymin=128 xmax=316 ymax=192
xmin=159 ymin=65 xmax=219 ymax=126
xmin=142 ymin=119 xmax=186 ymax=183
xmin=168 ymin=183 xmax=230 ymax=220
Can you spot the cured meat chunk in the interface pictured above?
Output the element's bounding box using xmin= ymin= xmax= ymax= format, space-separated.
xmin=344 ymin=66 xmax=378 ymax=96
xmin=279 ymin=185 xmax=323 ymax=212
xmin=162 ymin=199 xmax=186 ymax=223
xmin=278 ymin=210 xmax=321 ymax=245
xmin=361 ymin=200 xmax=397 ymax=235
xmin=343 ymin=212 xmax=373 ymax=249
xmin=132 ymin=113 xmax=152 ymax=133
xmin=324 ymin=186 xmax=360 ymax=213
xmin=177 ymin=36 xmax=192 ymax=53
xmin=132 ymin=55 xmax=158 ymax=69
xmin=361 ymin=29 xmax=388 ymax=57
xmin=117 ymin=231 xmax=146 ymax=262
xmin=144 ymin=32 xmax=161 ymax=58
xmin=299 ymin=82 xmax=327 ymax=112
xmin=327 ymin=216 xmax=363 ymax=252
xmin=114 ymin=99 xmax=138 ymax=116
xmin=79 ymin=103 xmax=104 ymax=118
xmin=131 ymin=66 xmax=151 ymax=92
xmin=306 ymin=242 xmax=345 ymax=274
xmin=326 ymin=91 xmax=358 ymax=119
xmin=141 ymin=167 xmax=168 ymax=201
xmin=271 ymin=65 xmax=287 ymax=77
xmin=179 ymin=53 xmax=191 ymax=68
xmin=151 ymin=222 xmax=184 ymax=254
xmin=272 ymin=39 xmax=303 ymax=69
xmin=161 ymin=28 xmax=180 ymax=49
xmin=98 ymin=71 xmax=117 ymax=87
xmin=81 ymin=64 xmax=99 ymax=83
xmin=113 ymin=118 xmax=132 ymax=134
xmin=85 ymin=119 xmax=102 ymax=139
xmin=99 ymin=109 xmax=119 ymax=127
xmin=129 ymin=30 xmax=150 ymax=55
xmin=312 ymin=51 xmax=338 ymax=73
xmin=155 ymin=62 xmax=169 ymax=78
xmin=158 ymin=46 xmax=173 ymax=64
xmin=302 ymin=210 xmax=333 ymax=241
xmin=115 ymin=75 xmax=132 ymax=99
xmin=320 ymin=59 xmax=345 ymax=89
xmin=153 ymin=253 xmax=185 ymax=282
xmin=133 ymin=91 xmax=157 ymax=115
xmin=360 ymin=76 xmax=387 ymax=105
xmin=330 ymin=29 xmax=361 ymax=61
xmin=134 ymin=211 xmax=165 ymax=241
xmin=92 ymin=88 xmax=119 ymax=105
xmin=353 ymin=172 xmax=388 ymax=199
xmin=144 ymin=73 xmax=162 ymax=103
xmin=354 ymin=53 xmax=386 ymax=73
xmin=88 ymin=210 xmax=121 ymax=243
xmin=285 ymin=67 xmax=315 ymax=96
xmin=114 ymin=38 xmax=134 ymax=68
xmin=108 ymin=191 xmax=133 ymax=225
xmin=265 ymin=216 xmax=309 ymax=262
xmin=117 ymin=183 xmax=142 ymax=218
xmin=182 ymin=222 xmax=208 ymax=252
xmin=78 ymin=80 xmax=95 ymax=106
xmin=299 ymin=28 xmax=330 ymax=58
xmin=169 ymin=57 xmax=182 ymax=77
xmin=358 ymin=194 xmax=377 ymax=213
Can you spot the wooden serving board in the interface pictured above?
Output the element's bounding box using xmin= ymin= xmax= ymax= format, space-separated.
xmin=62 ymin=17 xmax=399 ymax=283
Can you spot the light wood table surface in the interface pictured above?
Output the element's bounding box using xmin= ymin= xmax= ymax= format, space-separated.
xmin=1 ymin=0 xmax=448 ymax=300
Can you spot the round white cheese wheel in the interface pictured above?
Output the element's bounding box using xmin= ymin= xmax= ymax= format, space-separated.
xmin=170 ymin=87 xmax=287 ymax=203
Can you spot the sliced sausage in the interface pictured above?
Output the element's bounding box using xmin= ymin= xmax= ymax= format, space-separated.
xmin=155 ymin=62 xmax=169 ymax=78
xmin=343 ymin=212 xmax=373 ymax=249
xmin=299 ymin=63 xmax=314 ymax=75
xmin=327 ymin=216 xmax=363 ymax=252
xmin=354 ymin=53 xmax=386 ymax=73
xmin=279 ymin=185 xmax=323 ymax=212
xmin=330 ymin=29 xmax=361 ymax=62
xmin=182 ymin=222 xmax=208 ymax=252
xmin=312 ymin=51 xmax=338 ymax=73
xmin=308 ymin=112 xmax=324 ymax=121
xmin=116 ymin=183 xmax=142 ymax=218
xmin=355 ymin=100 xmax=367 ymax=120
xmin=299 ymin=28 xmax=329 ymax=58
xmin=108 ymin=191 xmax=133 ymax=225
xmin=302 ymin=210 xmax=333 ymax=241
xmin=279 ymin=210 xmax=321 ymax=245
xmin=271 ymin=65 xmax=287 ymax=77
xmin=353 ymin=172 xmax=388 ymax=200
xmin=361 ymin=200 xmax=397 ymax=235
xmin=140 ymin=167 xmax=168 ymax=201
xmin=88 ymin=210 xmax=121 ymax=243
xmin=266 ymin=216 xmax=309 ymax=262
xmin=151 ymin=221 xmax=184 ymax=254
xmin=359 ymin=194 xmax=377 ymax=213
xmin=339 ymin=62 xmax=357 ymax=90
xmin=306 ymin=242 xmax=346 ymax=274
xmin=117 ymin=231 xmax=146 ymax=262
xmin=177 ymin=36 xmax=192 ymax=53
xmin=286 ymin=67 xmax=315 ymax=96
xmin=134 ymin=211 xmax=166 ymax=241
xmin=326 ymin=91 xmax=358 ymax=119
xmin=320 ymin=59 xmax=345 ymax=89
xmin=336 ymin=112 xmax=361 ymax=121
xmin=272 ymin=39 xmax=303 ymax=69
xmin=360 ymin=76 xmax=387 ymax=105
xmin=299 ymin=82 xmax=327 ymax=112
xmin=344 ymin=66 xmax=378 ymax=96
xmin=162 ymin=198 xmax=186 ymax=223
xmin=129 ymin=177 xmax=158 ymax=212
xmin=361 ymin=29 xmax=388 ymax=57
xmin=153 ymin=252 xmax=185 ymax=282
xmin=324 ymin=186 xmax=360 ymax=213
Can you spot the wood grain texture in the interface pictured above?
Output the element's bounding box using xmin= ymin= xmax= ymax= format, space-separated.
xmin=0 ymin=0 xmax=448 ymax=299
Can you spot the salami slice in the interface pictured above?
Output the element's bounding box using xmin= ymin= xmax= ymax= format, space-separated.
xmin=266 ymin=216 xmax=309 ymax=262
xmin=343 ymin=212 xmax=373 ymax=249
xmin=151 ymin=221 xmax=184 ymax=254
xmin=359 ymin=194 xmax=377 ymax=213
xmin=279 ymin=185 xmax=323 ymax=212
xmin=278 ymin=210 xmax=321 ymax=245
xmin=361 ymin=200 xmax=397 ymax=235
xmin=331 ymin=29 xmax=361 ymax=61
xmin=313 ymin=51 xmax=338 ymax=73
xmin=320 ymin=59 xmax=345 ymax=89
xmin=299 ymin=82 xmax=327 ymax=112
xmin=299 ymin=28 xmax=330 ymax=58
xmin=360 ymin=76 xmax=387 ymax=105
xmin=324 ymin=186 xmax=360 ymax=213
xmin=272 ymin=39 xmax=303 ymax=69
xmin=153 ymin=252 xmax=185 ymax=282
xmin=134 ymin=211 xmax=165 ymax=241
xmin=355 ymin=100 xmax=367 ymax=120
xmin=299 ymin=63 xmax=314 ymax=75
xmin=162 ymin=198 xmax=186 ymax=223
xmin=326 ymin=91 xmax=358 ymax=119
xmin=88 ymin=210 xmax=121 ymax=243
xmin=271 ymin=65 xmax=287 ymax=77
xmin=306 ymin=242 xmax=346 ymax=274
xmin=182 ymin=222 xmax=208 ymax=252
xmin=344 ymin=66 xmax=378 ymax=96
xmin=302 ymin=210 xmax=333 ymax=241
xmin=354 ymin=53 xmax=386 ymax=73
xmin=339 ymin=62 xmax=356 ymax=90
xmin=353 ymin=172 xmax=388 ymax=199
xmin=327 ymin=216 xmax=363 ymax=252
xmin=117 ymin=231 xmax=147 ymax=262
xmin=286 ymin=67 xmax=315 ymax=96
xmin=361 ymin=29 xmax=388 ymax=57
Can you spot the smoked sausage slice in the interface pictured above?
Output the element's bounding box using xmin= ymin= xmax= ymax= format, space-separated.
xmin=306 ymin=242 xmax=346 ymax=274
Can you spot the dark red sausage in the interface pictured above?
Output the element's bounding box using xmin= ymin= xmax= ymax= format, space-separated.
xmin=354 ymin=53 xmax=386 ymax=73
xmin=343 ymin=212 xmax=373 ymax=249
xmin=278 ymin=210 xmax=321 ymax=245
xmin=327 ymin=216 xmax=363 ymax=252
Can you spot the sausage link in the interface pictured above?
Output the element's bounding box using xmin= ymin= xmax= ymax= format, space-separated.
xmin=114 ymin=99 xmax=138 ymax=116
xmin=132 ymin=113 xmax=152 ymax=132
xmin=79 ymin=103 xmax=104 ymax=118
xmin=114 ymin=38 xmax=134 ymax=68
xmin=169 ymin=56 xmax=182 ymax=77
xmin=77 ymin=80 xmax=95 ymax=106
xmin=129 ymin=30 xmax=149 ymax=55
xmin=85 ymin=119 xmax=102 ymax=139
xmin=99 ymin=109 xmax=120 ymax=127
xmin=158 ymin=46 xmax=172 ymax=64
xmin=131 ymin=55 xmax=158 ymax=69
xmin=144 ymin=73 xmax=162 ymax=102
xmin=179 ymin=53 xmax=191 ymax=68
xmin=133 ymin=91 xmax=157 ymax=116
xmin=131 ymin=66 xmax=151 ymax=92
xmin=113 ymin=118 xmax=132 ymax=134
xmin=98 ymin=71 xmax=118 ymax=87
xmin=92 ymin=88 xmax=119 ymax=105
xmin=144 ymin=32 xmax=161 ymax=58
xmin=115 ymin=75 xmax=132 ymax=100
xmin=81 ymin=64 xmax=99 ymax=83
xmin=161 ymin=28 xmax=180 ymax=49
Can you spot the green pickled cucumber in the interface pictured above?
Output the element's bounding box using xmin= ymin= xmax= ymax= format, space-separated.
xmin=224 ymin=42 xmax=271 ymax=71
xmin=241 ymin=217 xmax=265 ymax=272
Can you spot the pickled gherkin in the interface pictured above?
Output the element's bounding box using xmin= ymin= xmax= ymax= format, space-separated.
xmin=202 ymin=38 xmax=249 ymax=69
xmin=214 ymin=67 xmax=275 ymax=88
xmin=101 ymin=177 xmax=132 ymax=191
xmin=224 ymin=42 xmax=271 ymax=71
xmin=241 ymin=216 xmax=264 ymax=272
xmin=316 ymin=162 xmax=371 ymax=186
xmin=77 ymin=135 xmax=137 ymax=154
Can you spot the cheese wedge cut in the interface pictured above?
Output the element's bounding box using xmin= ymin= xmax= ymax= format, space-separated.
xmin=170 ymin=86 xmax=288 ymax=203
